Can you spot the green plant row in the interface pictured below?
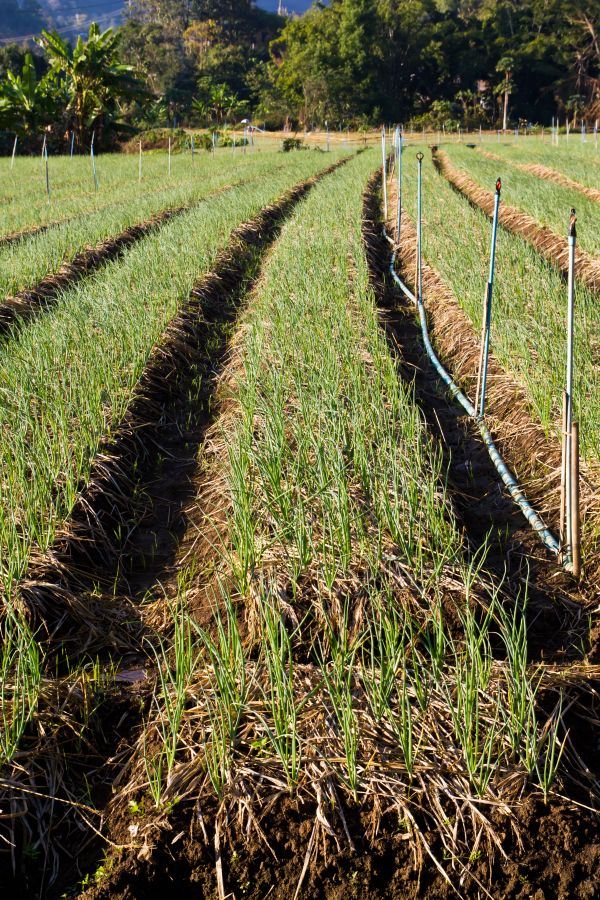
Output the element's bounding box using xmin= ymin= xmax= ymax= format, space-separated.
xmin=443 ymin=143 xmax=600 ymax=256
xmin=0 ymin=151 xmax=337 ymax=600
xmin=0 ymin=153 xmax=312 ymax=301
xmin=0 ymin=148 xmax=286 ymax=237
xmin=398 ymin=151 xmax=599 ymax=464
xmin=139 ymin=151 xmax=566 ymax=863
xmin=477 ymin=135 xmax=600 ymax=189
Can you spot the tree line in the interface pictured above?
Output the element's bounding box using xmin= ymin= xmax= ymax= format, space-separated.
xmin=0 ymin=0 xmax=598 ymax=152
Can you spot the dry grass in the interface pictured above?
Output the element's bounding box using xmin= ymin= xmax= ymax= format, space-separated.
xmin=387 ymin=182 xmax=600 ymax=568
xmin=433 ymin=149 xmax=600 ymax=294
xmin=476 ymin=148 xmax=600 ymax=203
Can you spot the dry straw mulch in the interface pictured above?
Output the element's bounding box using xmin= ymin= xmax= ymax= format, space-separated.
xmin=387 ymin=182 xmax=600 ymax=587
xmin=476 ymin=147 xmax=600 ymax=204
xmin=433 ymin=148 xmax=600 ymax=294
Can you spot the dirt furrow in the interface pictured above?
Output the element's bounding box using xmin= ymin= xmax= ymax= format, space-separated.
xmin=362 ymin=172 xmax=599 ymax=661
xmin=433 ymin=148 xmax=600 ymax=294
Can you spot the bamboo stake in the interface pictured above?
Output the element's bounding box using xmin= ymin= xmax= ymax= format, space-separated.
xmin=570 ymin=421 xmax=581 ymax=578
xmin=559 ymin=390 xmax=568 ymax=553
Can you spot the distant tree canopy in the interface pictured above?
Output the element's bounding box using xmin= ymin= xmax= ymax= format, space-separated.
xmin=268 ymin=0 xmax=600 ymax=127
xmin=0 ymin=0 xmax=598 ymax=148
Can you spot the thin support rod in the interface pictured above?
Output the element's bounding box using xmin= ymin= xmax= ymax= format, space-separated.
xmin=91 ymin=130 xmax=99 ymax=192
xmin=570 ymin=421 xmax=581 ymax=578
xmin=381 ymin=127 xmax=388 ymax=221
xmin=416 ymin=152 xmax=424 ymax=307
xmin=396 ymin=130 xmax=403 ymax=242
xmin=476 ymin=178 xmax=502 ymax=417
xmin=559 ymin=390 xmax=568 ymax=552
xmin=565 ymin=209 xmax=577 ymax=559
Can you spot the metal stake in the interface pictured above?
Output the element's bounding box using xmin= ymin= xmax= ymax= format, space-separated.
xmin=10 ymin=135 xmax=17 ymax=170
xmin=70 ymin=131 xmax=75 ymax=158
xmin=559 ymin=390 xmax=568 ymax=552
xmin=565 ymin=208 xmax=577 ymax=558
xmin=475 ymin=178 xmax=502 ymax=417
xmin=381 ymin=127 xmax=388 ymax=221
xmin=570 ymin=421 xmax=581 ymax=578
xmin=396 ymin=129 xmax=403 ymax=242
xmin=416 ymin=152 xmax=424 ymax=307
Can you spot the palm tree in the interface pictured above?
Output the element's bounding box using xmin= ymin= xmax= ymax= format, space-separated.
xmin=38 ymin=24 xmax=149 ymax=148
xmin=495 ymin=56 xmax=514 ymax=132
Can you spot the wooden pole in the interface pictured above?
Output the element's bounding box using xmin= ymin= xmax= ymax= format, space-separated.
xmin=570 ymin=421 xmax=581 ymax=578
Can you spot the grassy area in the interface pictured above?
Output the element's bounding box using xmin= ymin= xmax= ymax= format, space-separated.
xmin=0 ymin=153 xmax=320 ymax=301
xmin=0 ymin=151 xmax=338 ymax=604
xmin=133 ymin=150 xmax=566 ymax=873
xmin=442 ymin=143 xmax=600 ymax=256
xmin=472 ymin=135 xmax=600 ymax=188
xmin=396 ymin=151 xmax=600 ymax=464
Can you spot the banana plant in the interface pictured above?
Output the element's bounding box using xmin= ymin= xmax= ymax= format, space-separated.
xmin=38 ymin=24 xmax=150 ymax=148
xmin=0 ymin=52 xmax=58 ymax=138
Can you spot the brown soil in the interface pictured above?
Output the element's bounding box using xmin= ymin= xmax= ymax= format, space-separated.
xmin=476 ymin=147 xmax=600 ymax=203
xmin=0 ymin=220 xmax=55 ymax=247
xmin=75 ymin=791 xmax=599 ymax=900
xmin=433 ymin=148 xmax=600 ymax=294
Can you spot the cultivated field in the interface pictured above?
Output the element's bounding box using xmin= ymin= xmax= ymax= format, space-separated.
xmin=0 ymin=139 xmax=598 ymax=898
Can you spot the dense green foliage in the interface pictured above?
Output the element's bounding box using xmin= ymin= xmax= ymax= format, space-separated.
xmin=0 ymin=23 xmax=147 ymax=150
xmin=0 ymin=0 xmax=599 ymax=141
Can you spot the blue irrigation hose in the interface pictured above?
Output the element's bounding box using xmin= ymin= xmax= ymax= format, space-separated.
xmin=383 ymin=229 xmax=562 ymax=559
